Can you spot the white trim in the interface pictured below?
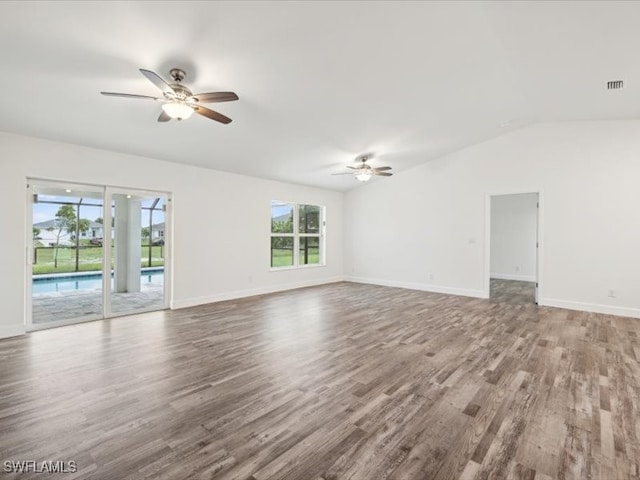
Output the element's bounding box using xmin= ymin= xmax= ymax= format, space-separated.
xmin=0 ymin=324 xmax=27 ymax=339
xmin=170 ymin=276 xmax=640 ymax=319
xmin=103 ymin=187 xmax=113 ymax=318
xmin=171 ymin=276 xmax=343 ymax=309
xmin=540 ymin=298 xmax=640 ymax=320
xmin=344 ymin=276 xmax=487 ymax=299
xmin=490 ymin=273 xmax=536 ymax=282
xmin=269 ymin=263 xmax=326 ymax=272
xmin=25 ymin=179 xmax=33 ymax=331
xmin=342 ymin=278 xmax=640 ymax=319
xmin=163 ymin=194 xmax=173 ymax=312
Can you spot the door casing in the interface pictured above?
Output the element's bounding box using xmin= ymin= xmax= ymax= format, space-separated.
xmin=484 ymin=189 xmax=542 ymax=303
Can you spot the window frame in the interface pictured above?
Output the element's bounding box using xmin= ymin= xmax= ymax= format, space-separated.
xmin=270 ymin=201 xmax=325 ymax=270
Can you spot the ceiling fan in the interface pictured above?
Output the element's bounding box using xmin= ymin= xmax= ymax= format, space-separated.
xmin=101 ymin=68 xmax=238 ymax=124
xmin=333 ymin=155 xmax=393 ymax=182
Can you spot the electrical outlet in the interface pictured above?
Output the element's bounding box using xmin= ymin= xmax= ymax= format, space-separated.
xmin=608 ymin=289 xmax=616 ymax=298
xmin=515 ymin=266 xmax=520 ymax=272
xmin=429 ymin=273 xmax=435 ymax=281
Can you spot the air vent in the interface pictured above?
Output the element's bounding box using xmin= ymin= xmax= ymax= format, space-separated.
xmin=607 ymin=80 xmax=624 ymax=90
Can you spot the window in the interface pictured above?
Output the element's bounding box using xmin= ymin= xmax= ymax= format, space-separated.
xmin=271 ymin=201 xmax=324 ymax=268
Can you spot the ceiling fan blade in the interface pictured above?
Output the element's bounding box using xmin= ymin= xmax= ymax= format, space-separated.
xmin=139 ymin=69 xmax=175 ymax=95
xmin=101 ymin=92 xmax=160 ymax=100
xmin=374 ymin=172 xmax=393 ymax=177
xmin=157 ymin=111 xmax=171 ymax=122
xmin=194 ymin=105 xmax=232 ymax=124
xmin=193 ymin=92 xmax=239 ymax=103
xmin=331 ymin=172 xmax=354 ymax=175
xmin=373 ymin=166 xmax=392 ymax=172
xmin=346 ymin=166 xmax=359 ymax=170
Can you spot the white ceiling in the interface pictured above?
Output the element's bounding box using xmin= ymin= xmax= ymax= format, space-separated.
xmin=1 ymin=1 xmax=639 ymax=191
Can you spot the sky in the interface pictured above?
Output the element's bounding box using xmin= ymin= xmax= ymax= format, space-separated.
xmin=33 ymin=195 xmax=165 ymax=229
xmin=271 ymin=201 xmax=293 ymax=220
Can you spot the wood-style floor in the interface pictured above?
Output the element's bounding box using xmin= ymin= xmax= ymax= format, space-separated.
xmin=1 ymin=280 xmax=639 ymax=479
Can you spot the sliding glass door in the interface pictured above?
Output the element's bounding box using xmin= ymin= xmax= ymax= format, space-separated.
xmin=28 ymin=180 xmax=170 ymax=330
xmin=107 ymin=190 xmax=167 ymax=315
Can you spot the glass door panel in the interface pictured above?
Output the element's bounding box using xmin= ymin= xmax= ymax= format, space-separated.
xmin=109 ymin=191 xmax=166 ymax=315
xmin=30 ymin=182 xmax=104 ymax=325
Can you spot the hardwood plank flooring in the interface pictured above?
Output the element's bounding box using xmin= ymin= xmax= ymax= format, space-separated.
xmin=1 ymin=280 xmax=639 ymax=479
xmin=489 ymin=279 xmax=535 ymax=304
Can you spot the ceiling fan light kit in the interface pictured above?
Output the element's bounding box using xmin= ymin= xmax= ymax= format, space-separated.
xmin=101 ymin=67 xmax=238 ymax=124
xmin=355 ymin=170 xmax=373 ymax=182
xmin=161 ymin=101 xmax=194 ymax=120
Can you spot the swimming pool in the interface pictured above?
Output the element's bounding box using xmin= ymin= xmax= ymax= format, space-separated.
xmin=32 ymin=270 xmax=164 ymax=294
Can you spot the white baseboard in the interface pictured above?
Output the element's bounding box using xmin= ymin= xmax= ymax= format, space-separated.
xmin=344 ymin=276 xmax=487 ymax=299
xmin=540 ymin=298 xmax=640 ymax=319
xmin=171 ymin=276 xmax=344 ymax=309
xmin=490 ymin=273 xmax=536 ymax=282
xmin=0 ymin=324 xmax=26 ymax=340
xmin=160 ymin=271 xmax=640 ymax=321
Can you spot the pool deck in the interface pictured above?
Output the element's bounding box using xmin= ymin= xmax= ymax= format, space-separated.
xmin=32 ymin=283 xmax=165 ymax=324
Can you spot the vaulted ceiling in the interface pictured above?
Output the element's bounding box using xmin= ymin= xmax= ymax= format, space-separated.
xmin=0 ymin=1 xmax=638 ymax=190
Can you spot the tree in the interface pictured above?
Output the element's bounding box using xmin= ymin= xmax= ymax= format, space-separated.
xmin=141 ymin=227 xmax=150 ymax=240
xmin=51 ymin=206 xmax=90 ymax=268
xmin=272 ymin=215 xmax=293 ymax=234
xmin=52 ymin=205 xmax=75 ymax=268
xmin=32 ymin=227 xmax=41 ymax=239
xmin=95 ymin=216 xmax=114 ymax=227
xmin=76 ymin=219 xmax=91 ymax=238
xmin=299 ymin=205 xmax=320 ymax=233
xmin=271 ymin=214 xmax=293 ymax=249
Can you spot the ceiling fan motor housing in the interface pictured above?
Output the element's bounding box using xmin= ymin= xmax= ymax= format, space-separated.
xmin=169 ymin=68 xmax=186 ymax=82
xmin=167 ymin=83 xmax=193 ymax=101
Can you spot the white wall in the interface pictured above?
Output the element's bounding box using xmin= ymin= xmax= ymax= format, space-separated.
xmin=0 ymin=132 xmax=344 ymax=338
xmin=344 ymin=121 xmax=640 ymax=318
xmin=490 ymin=193 xmax=538 ymax=282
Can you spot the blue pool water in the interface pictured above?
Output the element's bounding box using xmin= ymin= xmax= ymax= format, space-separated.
xmin=33 ymin=270 xmax=164 ymax=294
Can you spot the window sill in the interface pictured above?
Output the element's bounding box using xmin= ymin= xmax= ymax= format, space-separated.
xmin=270 ymin=263 xmax=326 ymax=272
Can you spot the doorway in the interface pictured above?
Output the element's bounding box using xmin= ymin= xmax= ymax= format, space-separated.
xmin=27 ymin=180 xmax=171 ymax=330
xmin=486 ymin=192 xmax=540 ymax=305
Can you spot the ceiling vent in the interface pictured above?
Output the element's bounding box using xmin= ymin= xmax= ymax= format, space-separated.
xmin=607 ymin=80 xmax=624 ymax=90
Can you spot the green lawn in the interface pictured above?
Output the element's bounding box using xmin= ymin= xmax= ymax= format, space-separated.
xmin=34 ymin=245 xmax=317 ymax=273
xmin=271 ymin=248 xmax=320 ymax=267
xmin=32 ymin=245 xmax=164 ymax=275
